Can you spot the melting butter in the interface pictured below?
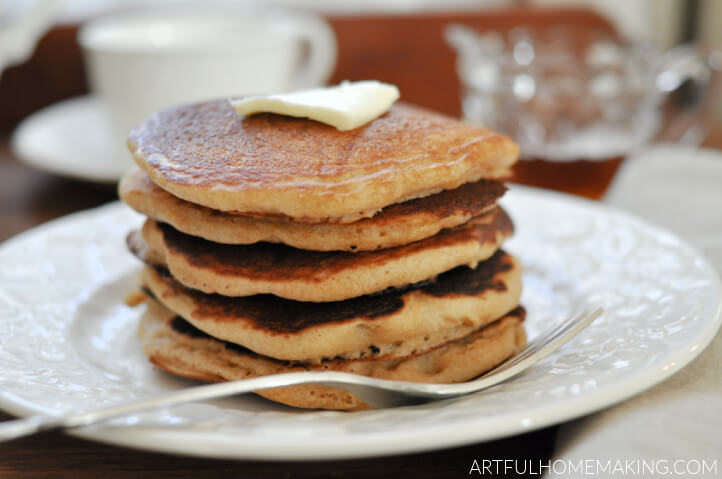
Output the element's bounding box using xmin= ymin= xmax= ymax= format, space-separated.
xmin=229 ymin=81 xmax=400 ymax=131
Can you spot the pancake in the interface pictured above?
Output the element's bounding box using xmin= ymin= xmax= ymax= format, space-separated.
xmin=132 ymin=207 xmax=514 ymax=302
xmin=139 ymin=298 xmax=527 ymax=410
xmin=119 ymin=168 xmax=507 ymax=251
xmin=127 ymin=101 xmax=519 ymax=222
xmin=138 ymin=249 xmax=522 ymax=362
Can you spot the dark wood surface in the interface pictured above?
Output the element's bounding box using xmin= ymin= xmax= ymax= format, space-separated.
xmin=327 ymin=7 xmax=616 ymax=117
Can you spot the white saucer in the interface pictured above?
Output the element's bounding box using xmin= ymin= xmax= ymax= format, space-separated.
xmin=10 ymin=96 xmax=132 ymax=183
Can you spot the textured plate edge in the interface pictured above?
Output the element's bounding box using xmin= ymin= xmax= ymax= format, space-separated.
xmin=66 ymin=251 xmax=722 ymax=460
xmin=0 ymin=189 xmax=720 ymax=460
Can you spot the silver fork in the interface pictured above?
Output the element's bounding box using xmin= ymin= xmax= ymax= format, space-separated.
xmin=0 ymin=308 xmax=602 ymax=442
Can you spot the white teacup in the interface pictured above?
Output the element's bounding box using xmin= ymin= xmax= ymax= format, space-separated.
xmin=78 ymin=7 xmax=337 ymax=162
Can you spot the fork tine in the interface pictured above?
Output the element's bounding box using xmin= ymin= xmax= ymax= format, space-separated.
xmin=479 ymin=309 xmax=598 ymax=377
xmin=493 ymin=311 xmax=587 ymax=366
xmin=518 ymin=309 xmax=588 ymax=353
xmin=434 ymin=308 xmax=604 ymax=398
xmin=475 ymin=313 xmax=584 ymax=379
xmin=527 ymin=308 xmax=603 ymax=362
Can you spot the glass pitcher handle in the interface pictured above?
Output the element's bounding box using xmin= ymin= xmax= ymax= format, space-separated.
xmin=655 ymin=44 xmax=715 ymax=146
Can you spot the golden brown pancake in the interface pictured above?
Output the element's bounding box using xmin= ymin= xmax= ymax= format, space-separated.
xmin=131 ymin=207 xmax=514 ymax=302
xmin=138 ymin=249 xmax=522 ymax=362
xmin=127 ymin=101 xmax=519 ymax=222
xmin=119 ymin=168 xmax=507 ymax=251
xmin=139 ymin=298 xmax=526 ymax=410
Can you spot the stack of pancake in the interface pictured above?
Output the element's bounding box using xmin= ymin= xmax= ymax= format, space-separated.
xmin=120 ymin=99 xmax=525 ymax=410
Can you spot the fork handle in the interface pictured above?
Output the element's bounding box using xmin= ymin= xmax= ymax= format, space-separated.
xmin=0 ymin=375 xmax=299 ymax=442
xmin=0 ymin=375 xmax=295 ymax=441
xmin=0 ymin=372 xmax=378 ymax=442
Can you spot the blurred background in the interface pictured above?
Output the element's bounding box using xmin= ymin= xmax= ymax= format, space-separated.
xmin=1 ymin=0 xmax=721 ymax=237
xmin=0 ymin=0 xmax=722 ymax=133
xmin=1 ymin=0 xmax=721 ymax=131
xmin=1 ymin=1 xmax=721 ymax=473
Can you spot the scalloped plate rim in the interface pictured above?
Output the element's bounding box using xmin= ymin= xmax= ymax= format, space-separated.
xmin=0 ymin=186 xmax=720 ymax=460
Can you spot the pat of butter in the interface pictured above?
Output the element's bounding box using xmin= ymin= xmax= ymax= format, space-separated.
xmin=229 ymin=81 xmax=400 ymax=131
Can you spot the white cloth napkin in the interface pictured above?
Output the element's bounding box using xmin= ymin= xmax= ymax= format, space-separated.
xmin=550 ymin=145 xmax=722 ymax=477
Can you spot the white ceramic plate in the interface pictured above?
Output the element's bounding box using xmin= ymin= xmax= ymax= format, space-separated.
xmin=0 ymin=187 xmax=719 ymax=460
xmin=10 ymin=96 xmax=132 ymax=182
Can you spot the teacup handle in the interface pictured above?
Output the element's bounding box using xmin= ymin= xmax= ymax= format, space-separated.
xmin=655 ymin=44 xmax=714 ymax=145
xmin=277 ymin=12 xmax=337 ymax=89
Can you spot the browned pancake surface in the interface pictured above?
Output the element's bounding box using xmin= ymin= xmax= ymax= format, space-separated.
xmin=139 ymin=299 xmax=527 ymax=410
xmin=128 ymin=100 xmax=518 ymax=220
xmin=239 ymin=176 xmax=508 ymax=225
xmin=136 ymin=244 xmax=523 ymax=361
xmin=167 ymin=305 xmax=527 ymax=363
xmin=141 ymin=250 xmax=514 ymax=334
xmin=149 ymin=208 xmax=513 ymax=282
xmin=119 ymin=168 xmax=506 ymax=250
